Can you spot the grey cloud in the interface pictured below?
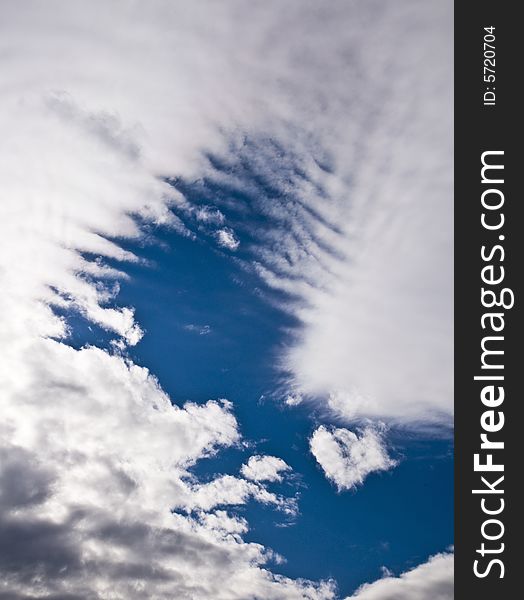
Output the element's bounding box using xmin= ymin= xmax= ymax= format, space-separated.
xmin=0 ymin=447 xmax=54 ymax=509
xmin=0 ymin=517 xmax=82 ymax=581
xmin=45 ymin=92 xmax=142 ymax=161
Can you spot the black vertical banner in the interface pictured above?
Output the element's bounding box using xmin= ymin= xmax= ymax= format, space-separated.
xmin=455 ymin=2 xmax=522 ymax=598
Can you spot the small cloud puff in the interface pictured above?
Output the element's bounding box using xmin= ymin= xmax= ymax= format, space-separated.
xmin=284 ymin=393 xmax=303 ymax=407
xmin=215 ymin=228 xmax=240 ymax=251
xmin=241 ymin=455 xmax=292 ymax=483
xmin=309 ymin=425 xmax=396 ymax=491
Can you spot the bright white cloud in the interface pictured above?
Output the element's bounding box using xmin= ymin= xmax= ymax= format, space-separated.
xmin=202 ymin=1 xmax=453 ymax=427
xmin=0 ymin=0 xmax=451 ymax=596
xmin=310 ymin=426 xmax=396 ymax=491
xmin=215 ymin=228 xmax=240 ymax=251
xmin=0 ymin=339 xmax=331 ymax=598
xmin=241 ymin=455 xmax=292 ymax=483
xmin=347 ymin=552 xmax=453 ymax=600
xmin=190 ymin=474 xmax=297 ymax=516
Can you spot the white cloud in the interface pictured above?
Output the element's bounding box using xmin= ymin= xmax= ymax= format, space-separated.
xmin=0 ymin=0 xmax=452 ymax=429
xmin=347 ymin=552 xmax=453 ymax=600
xmin=285 ymin=393 xmax=304 ymax=407
xmin=0 ymin=0 xmax=451 ymax=596
xmin=198 ymin=1 xmax=453 ymax=427
xmin=189 ymin=474 xmax=297 ymax=516
xmin=194 ymin=206 xmax=225 ymax=225
xmin=215 ymin=228 xmax=240 ymax=251
xmin=310 ymin=426 xmax=396 ymax=491
xmin=0 ymin=338 xmax=331 ymax=599
xmin=241 ymin=455 xmax=292 ymax=483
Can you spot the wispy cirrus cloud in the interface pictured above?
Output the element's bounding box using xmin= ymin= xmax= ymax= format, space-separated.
xmin=184 ymin=324 xmax=212 ymax=336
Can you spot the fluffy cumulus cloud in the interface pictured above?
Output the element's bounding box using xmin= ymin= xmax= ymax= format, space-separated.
xmin=215 ymin=228 xmax=240 ymax=251
xmin=241 ymin=455 xmax=292 ymax=483
xmin=310 ymin=426 xmax=396 ymax=491
xmin=347 ymin=552 xmax=454 ymax=600
xmin=1 ymin=334 xmax=329 ymax=598
xmin=0 ymin=0 xmax=452 ymax=597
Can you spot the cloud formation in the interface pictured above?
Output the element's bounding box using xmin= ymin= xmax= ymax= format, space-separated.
xmin=241 ymin=455 xmax=292 ymax=483
xmin=0 ymin=0 xmax=452 ymax=596
xmin=215 ymin=228 xmax=240 ymax=251
xmin=183 ymin=1 xmax=453 ymax=426
xmin=347 ymin=552 xmax=453 ymax=600
xmin=0 ymin=339 xmax=331 ymax=599
xmin=310 ymin=426 xmax=396 ymax=491
xmin=1 ymin=0 xmax=452 ymax=429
